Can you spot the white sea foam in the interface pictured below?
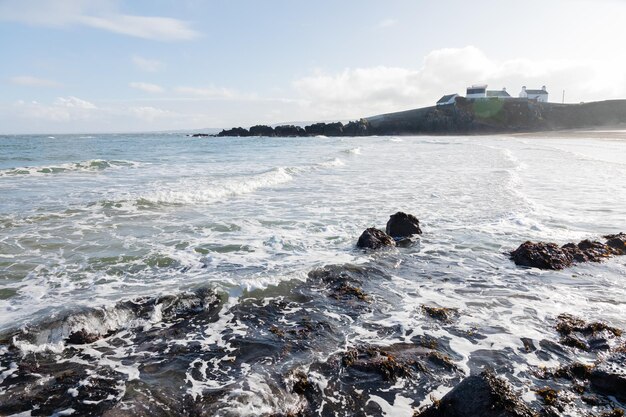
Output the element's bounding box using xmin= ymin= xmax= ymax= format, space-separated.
xmin=145 ymin=167 xmax=294 ymax=204
xmin=0 ymin=159 xmax=141 ymax=177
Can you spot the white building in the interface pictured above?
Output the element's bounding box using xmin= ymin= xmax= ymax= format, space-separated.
xmin=436 ymin=93 xmax=458 ymax=106
xmin=519 ymin=86 xmax=548 ymax=102
xmin=486 ymin=88 xmax=511 ymax=99
xmin=466 ymin=84 xmax=488 ymax=99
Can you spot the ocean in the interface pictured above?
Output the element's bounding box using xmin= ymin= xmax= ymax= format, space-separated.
xmin=0 ymin=133 xmax=625 ymax=416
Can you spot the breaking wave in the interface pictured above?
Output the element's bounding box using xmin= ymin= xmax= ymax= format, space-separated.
xmin=0 ymin=159 xmax=141 ymax=177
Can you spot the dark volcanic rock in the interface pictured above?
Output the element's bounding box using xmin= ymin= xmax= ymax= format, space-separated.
xmin=510 ymin=241 xmax=573 ymax=270
xmin=342 ymin=119 xmax=370 ymax=136
xmin=416 ymin=370 xmax=536 ymax=417
xmin=248 ymin=125 xmax=275 ymax=137
xmin=304 ymin=122 xmax=344 ymax=136
xmin=356 ymin=228 xmax=395 ymax=249
xmin=385 ymin=212 xmax=422 ymax=238
xmin=274 ymin=125 xmax=306 ymax=137
xmin=590 ymin=352 xmax=626 ymax=401
xmin=217 ymin=127 xmax=250 ymax=137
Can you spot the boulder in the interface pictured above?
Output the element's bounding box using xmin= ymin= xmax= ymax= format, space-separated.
xmin=510 ymin=241 xmax=573 ymax=270
xmin=356 ymin=228 xmax=395 ymax=249
xmin=385 ymin=212 xmax=423 ymax=238
xmin=416 ymin=370 xmax=536 ymax=417
xmin=248 ymin=125 xmax=275 ymax=137
xmin=511 ymin=233 xmax=626 ymax=270
xmin=274 ymin=125 xmax=306 ymax=137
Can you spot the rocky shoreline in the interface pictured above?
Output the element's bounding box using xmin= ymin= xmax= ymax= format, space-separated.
xmin=195 ymin=99 xmax=626 ymax=138
xmin=1 ymin=213 xmax=625 ymax=416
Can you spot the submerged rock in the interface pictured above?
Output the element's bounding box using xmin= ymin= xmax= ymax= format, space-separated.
xmin=590 ymin=352 xmax=626 ymax=401
xmin=385 ymin=212 xmax=423 ymax=238
xmin=67 ymin=329 xmax=106 ymax=345
xmin=416 ymin=370 xmax=536 ymax=417
xmin=510 ymin=241 xmax=573 ymax=270
xmin=356 ymin=228 xmax=396 ymax=249
xmin=422 ymin=305 xmax=458 ymax=323
xmin=604 ymin=233 xmax=626 ymax=253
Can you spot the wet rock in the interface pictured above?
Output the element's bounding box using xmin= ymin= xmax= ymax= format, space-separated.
xmin=562 ymin=240 xmax=616 ymax=263
xmin=511 ymin=233 xmax=626 ymax=270
xmin=291 ymin=371 xmax=311 ymax=395
xmin=416 ymin=370 xmax=536 ymax=417
xmin=510 ymin=241 xmax=573 ymax=270
xmin=605 ymin=233 xmax=626 ymax=253
xmin=599 ymin=410 xmax=625 ymax=417
xmin=340 ymin=343 xmax=458 ymax=382
xmin=555 ymin=314 xmax=622 ymax=352
xmin=356 ymin=227 xmax=396 ymax=249
xmin=520 ymin=338 xmax=537 ymax=353
xmin=534 ymin=387 xmax=559 ymax=407
xmin=330 ymin=284 xmax=369 ymax=301
xmin=189 ymin=133 xmax=210 ymax=137
xmin=590 ymin=352 xmax=626 ymax=401
xmin=67 ymin=329 xmax=104 ymax=344
xmin=422 ymin=305 xmax=458 ymax=323
xmin=385 ymin=212 xmax=423 ymax=238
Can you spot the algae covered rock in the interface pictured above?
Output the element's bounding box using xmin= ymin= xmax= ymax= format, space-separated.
xmin=416 ymin=369 xmax=536 ymax=417
xmin=356 ymin=228 xmax=396 ymax=249
xmin=510 ymin=241 xmax=573 ymax=270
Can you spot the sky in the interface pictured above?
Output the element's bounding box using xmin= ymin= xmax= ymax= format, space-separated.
xmin=1 ymin=0 xmax=626 ymax=134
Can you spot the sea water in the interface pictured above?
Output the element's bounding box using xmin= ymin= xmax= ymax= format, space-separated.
xmin=0 ymin=133 xmax=625 ymax=415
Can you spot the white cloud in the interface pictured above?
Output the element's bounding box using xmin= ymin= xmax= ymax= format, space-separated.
xmin=129 ymin=82 xmax=164 ymax=93
xmin=55 ymin=96 xmax=97 ymax=109
xmin=13 ymin=96 xmax=97 ymax=122
xmin=377 ymin=18 xmax=397 ymax=29
xmin=292 ymin=46 xmax=626 ymax=119
xmin=132 ymin=55 xmax=163 ymax=72
xmin=10 ymin=75 xmax=61 ymax=87
xmin=0 ymin=0 xmax=200 ymax=41
xmin=77 ymin=15 xmax=199 ymax=41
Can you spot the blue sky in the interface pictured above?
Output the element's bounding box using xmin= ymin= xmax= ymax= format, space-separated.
xmin=1 ymin=0 xmax=626 ymax=133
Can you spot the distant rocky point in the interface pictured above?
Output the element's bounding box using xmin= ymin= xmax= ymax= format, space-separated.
xmin=204 ymin=98 xmax=626 ymax=137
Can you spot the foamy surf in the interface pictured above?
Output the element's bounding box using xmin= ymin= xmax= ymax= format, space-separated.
xmin=0 ymin=159 xmax=141 ymax=177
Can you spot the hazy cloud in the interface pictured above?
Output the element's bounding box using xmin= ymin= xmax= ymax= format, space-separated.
xmin=13 ymin=96 xmax=97 ymax=122
xmin=129 ymin=82 xmax=164 ymax=93
xmin=174 ymin=86 xmax=243 ymax=100
xmin=377 ymin=18 xmax=397 ymax=29
xmin=0 ymin=0 xmax=200 ymax=41
xmin=132 ymin=56 xmax=163 ymax=72
xmin=10 ymin=75 xmax=61 ymax=88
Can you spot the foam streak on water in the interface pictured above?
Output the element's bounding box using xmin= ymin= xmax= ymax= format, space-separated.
xmin=0 ymin=133 xmax=625 ymax=416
